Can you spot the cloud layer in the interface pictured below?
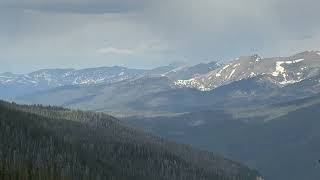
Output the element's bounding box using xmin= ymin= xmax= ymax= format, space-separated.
xmin=1 ymin=0 xmax=320 ymax=72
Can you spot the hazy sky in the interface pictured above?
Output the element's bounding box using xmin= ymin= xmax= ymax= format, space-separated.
xmin=1 ymin=0 xmax=320 ymax=73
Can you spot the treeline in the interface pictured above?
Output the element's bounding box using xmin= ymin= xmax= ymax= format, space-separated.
xmin=0 ymin=101 xmax=260 ymax=180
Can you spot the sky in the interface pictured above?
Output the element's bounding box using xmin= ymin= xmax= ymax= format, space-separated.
xmin=1 ymin=0 xmax=320 ymax=73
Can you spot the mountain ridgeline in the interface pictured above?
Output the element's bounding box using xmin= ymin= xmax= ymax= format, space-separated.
xmin=175 ymin=51 xmax=320 ymax=90
xmin=0 ymin=61 xmax=220 ymax=100
xmin=8 ymin=51 xmax=320 ymax=116
xmin=0 ymin=100 xmax=261 ymax=180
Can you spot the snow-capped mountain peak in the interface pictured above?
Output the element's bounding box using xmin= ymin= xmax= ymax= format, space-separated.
xmin=175 ymin=51 xmax=320 ymax=91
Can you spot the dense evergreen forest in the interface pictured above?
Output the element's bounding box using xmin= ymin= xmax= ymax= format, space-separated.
xmin=0 ymin=100 xmax=260 ymax=180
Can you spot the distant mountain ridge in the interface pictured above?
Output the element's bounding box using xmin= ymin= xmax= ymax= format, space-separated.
xmin=0 ymin=61 xmax=219 ymax=99
xmin=175 ymin=51 xmax=320 ymax=91
xmin=0 ymin=66 xmax=146 ymax=88
xmin=3 ymin=51 xmax=320 ymax=100
xmin=0 ymin=61 xmax=221 ymax=88
xmin=7 ymin=50 xmax=320 ymax=116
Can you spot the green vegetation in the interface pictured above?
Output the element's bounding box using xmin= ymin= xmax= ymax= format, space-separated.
xmin=0 ymin=101 xmax=259 ymax=180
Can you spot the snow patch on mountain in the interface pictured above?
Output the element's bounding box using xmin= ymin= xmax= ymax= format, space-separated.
xmin=272 ymin=61 xmax=286 ymax=77
xmin=233 ymin=63 xmax=241 ymax=68
xmin=174 ymin=78 xmax=212 ymax=91
xmin=228 ymin=69 xmax=236 ymax=79
xmin=215 ymin=64 xmax=231 ymax=78
xmin=279 ymin=79 xmax=302 ymax=85
xmin=222 ymin=64 xmax=231 ymax=70
xmin=272 ymin=59 xmax=305 ymax=77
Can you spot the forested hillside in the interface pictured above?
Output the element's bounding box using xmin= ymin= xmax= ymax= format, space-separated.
xmin=0 ymin=101 xmax=261 ymax=180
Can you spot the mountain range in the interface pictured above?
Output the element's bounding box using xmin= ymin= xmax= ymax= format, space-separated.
xmin=175 ymin=51 xmax=320 ymax=90
xmin=8 ymin=51 xmax=320 ymax=115
xmin=0 ymin=61 xmax=220 ymax=100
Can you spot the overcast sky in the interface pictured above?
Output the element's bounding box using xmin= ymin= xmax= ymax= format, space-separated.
xmin=1 ymin=0 xmax=320 ymax=73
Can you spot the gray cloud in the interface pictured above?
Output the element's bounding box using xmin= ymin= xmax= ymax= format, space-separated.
xmin=1 ymin=0 xmax=320 ymax=73
xmin=1 ymin=0 xmax=149 ymax=14
xmin=142 ymin=0 xmax=320 ymax=57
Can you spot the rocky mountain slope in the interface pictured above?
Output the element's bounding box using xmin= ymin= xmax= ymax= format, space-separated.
xmin=175 ymin=51 xmax=320 ymax=91
xmin=163 ymin=61 xmax=221 ymax=80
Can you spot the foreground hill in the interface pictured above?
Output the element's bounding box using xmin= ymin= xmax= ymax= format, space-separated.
xmin=125 ymin=94 xmax=320 ymax=180
xmin=0 ymin=101 xmax=261 ymax=180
